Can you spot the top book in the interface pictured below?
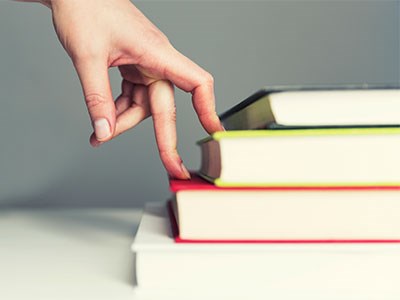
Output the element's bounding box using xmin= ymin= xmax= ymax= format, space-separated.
xmin=220 ymin=84 xmax=400 ymax=130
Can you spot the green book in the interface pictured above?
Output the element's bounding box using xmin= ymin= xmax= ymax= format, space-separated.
xmin=198 ymin=127 xmax=400 ymax=187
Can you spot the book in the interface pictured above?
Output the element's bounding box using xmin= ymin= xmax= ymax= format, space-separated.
xmin=132 ymin=203 xmax=400 ymax=294
xmin=169 ymin=176 xmax=400 ymax=242
xmin=198 ymin=127 xmax=400 ymax=187
xmin=220 ymin=85 xmax=400 ymax=130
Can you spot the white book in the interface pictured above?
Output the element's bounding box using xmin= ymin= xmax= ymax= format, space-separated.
xmin=220 ymin=85 xmax=400 ymax=130
xmin=132 ymin=203 xmax=400 ymax=297
xmin=199 ymin=127 xmax=400 ymax=187
xmin=171 ymin=185 xmax=400 ymax=241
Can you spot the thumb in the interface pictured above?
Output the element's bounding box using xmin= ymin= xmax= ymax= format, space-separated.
xmin=74 ymin=59 xmax=116 ymax=143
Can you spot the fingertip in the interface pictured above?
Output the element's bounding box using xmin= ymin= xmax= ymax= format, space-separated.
xmin=160 ymin=150 xmax=191 ymax=180
xmin=93 ymin=118 xmax=113 ymax=142
xmin=168 ymin=171 xmax=191 ymax=180
xmin=218 ymin=120 xmax=226 ymax=131
xmin=180 ymin=163 xmax=191 ymax=179
xmin=89 ymin=133 xmax=104 ymax=148
xmin=164 ymin=162 xmax=191 ymax=180
xmin=201 ymin=113 xmax=224 ymax=134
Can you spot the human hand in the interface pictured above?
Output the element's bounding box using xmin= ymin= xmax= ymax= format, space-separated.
xmin=42 ymin=0 xmax=223 ymax=179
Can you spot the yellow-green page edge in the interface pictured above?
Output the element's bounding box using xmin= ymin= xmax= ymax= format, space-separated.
xmin=210 ymin=127 xmax=400 ymax=141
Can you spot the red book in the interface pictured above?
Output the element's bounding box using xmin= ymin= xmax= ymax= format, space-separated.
xmin=169 ymin=175 xmax=400 ymax=243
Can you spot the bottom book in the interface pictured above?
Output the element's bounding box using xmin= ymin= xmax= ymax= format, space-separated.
xmin=131 ymin=203 xmax=400 ymax=295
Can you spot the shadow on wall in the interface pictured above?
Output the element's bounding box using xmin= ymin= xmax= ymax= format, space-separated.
xmin=0 ymin=133 xmax=171 ymax=209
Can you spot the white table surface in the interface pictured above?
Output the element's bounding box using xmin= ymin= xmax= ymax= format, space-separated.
xmin=1 ymin=208 xmax=399 ymax=300
xmin=0 ymin=209 xmax=142 ymax=300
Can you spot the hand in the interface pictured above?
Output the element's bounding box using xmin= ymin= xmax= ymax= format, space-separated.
xmin=44 ymin=0 xmax=223 ymax=179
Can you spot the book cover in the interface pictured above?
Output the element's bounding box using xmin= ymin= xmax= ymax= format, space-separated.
xmin=167 ymin=201 xmax=400 ymax=244
xmin=198 ymin=127 xmax=400 ymax=187
xmin=220 ymin=84 xmax=400 ymax=130
xmin=132 ymin=203 xmax=400 ymax=292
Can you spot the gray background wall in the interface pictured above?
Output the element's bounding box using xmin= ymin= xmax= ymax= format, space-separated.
xmin=0 ymin=1 xmax=399 ymax=207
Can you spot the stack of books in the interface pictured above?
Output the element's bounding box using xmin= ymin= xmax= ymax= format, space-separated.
xmin=132 ymin=85 xmax=400 ymax=298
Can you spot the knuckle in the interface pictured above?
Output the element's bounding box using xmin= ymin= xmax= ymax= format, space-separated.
xmin=157 ymin=31 xmax=170 ymax=45
xmin=145 ymin=29 xmax=171 ymax=50
xmin=85 ymin=93 xmax=107 ymax=109
xmin=203 ymin=72 xmax=214 ymax=86
xmin=169 ymin=107 xmax=177 ymax=122
xmin=152 ymin=106 xmax=177 ymax=123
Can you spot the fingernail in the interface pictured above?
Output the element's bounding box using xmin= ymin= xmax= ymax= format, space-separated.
xmin=93 ymin=118 xmax=111 ymax=140
xmin=180 ymin=163 xmax=191 ymax=179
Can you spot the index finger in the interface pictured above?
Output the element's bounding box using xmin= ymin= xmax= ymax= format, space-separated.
xmin=146 ymin=47 xmax=224 ymax=134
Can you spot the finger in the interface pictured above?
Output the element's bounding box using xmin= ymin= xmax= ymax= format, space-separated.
xmin=115 ymin=95 xmax=131 ymax=116
xmin=74 ymin=58 xmax=116 ymax=142
xmin=191 ymin=80 xmax=223 ymax=134
xmin=140 ymin=47 xmax=223 ymax=134
xmin=116 ymin=106 xmax=151 ymax=137
xmin=90 ymin=85 xmax=151 ymax=147
xmin=115 ymin=80 xmax=134 ymax=116
xmin=115 ymin=82 xmax=149 ymax=116
xmin=148 ymin=80 xmax=190 ymax=179
xmin=89 ymin=105 xmax=151 ymax=147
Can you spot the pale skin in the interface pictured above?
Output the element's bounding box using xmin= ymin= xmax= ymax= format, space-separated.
xmin=19 ymin=0 xmax=224 ymax=179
